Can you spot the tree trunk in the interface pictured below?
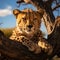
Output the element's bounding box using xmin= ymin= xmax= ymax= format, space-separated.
xmin=47 ymin=17 xmax=60 ymax=58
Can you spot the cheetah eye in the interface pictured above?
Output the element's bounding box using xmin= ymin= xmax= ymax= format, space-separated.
xmin=22 ymin=18 xmax=27 ymax=23
xmin=22 ymin=18 xmax=26 ymax=21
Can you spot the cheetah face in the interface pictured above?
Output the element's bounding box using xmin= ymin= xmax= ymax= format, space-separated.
xmin=13 ymin=9 xmax=44 ymax=36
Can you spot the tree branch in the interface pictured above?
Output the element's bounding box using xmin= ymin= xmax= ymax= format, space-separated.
xmin=52 ymin=4 xmax=60 ymax=11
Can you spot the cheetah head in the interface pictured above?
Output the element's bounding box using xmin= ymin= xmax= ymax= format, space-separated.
xmin=13 ymin=9 xmax=44 ymax=37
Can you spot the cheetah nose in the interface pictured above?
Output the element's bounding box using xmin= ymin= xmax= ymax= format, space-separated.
xmin=27 ymin=25 xmax=33 ymax=29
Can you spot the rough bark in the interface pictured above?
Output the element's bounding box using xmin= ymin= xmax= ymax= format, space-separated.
xmin=47 ymin=17 xmax=60 ymax=58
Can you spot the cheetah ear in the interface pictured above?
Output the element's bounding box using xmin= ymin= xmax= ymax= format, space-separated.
xmin=37 ymin=9 xmax=44 ymax=17
xmin=13 ymin=9 xmax=21 ymax=16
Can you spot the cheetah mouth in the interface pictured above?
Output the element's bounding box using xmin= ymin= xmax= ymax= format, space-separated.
xmin=25 ymin=30 xmax=32 ymax=33
xmin=25 ymin=29 xmax=35 ymax=35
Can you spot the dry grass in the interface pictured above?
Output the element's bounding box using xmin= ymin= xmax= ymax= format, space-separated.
xmin=0 ymin=28 xmax=14 ymax=37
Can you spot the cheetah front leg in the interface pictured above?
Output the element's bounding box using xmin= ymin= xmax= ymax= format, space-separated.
xmin=38 ymin=37 xmax=53 ymax=55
